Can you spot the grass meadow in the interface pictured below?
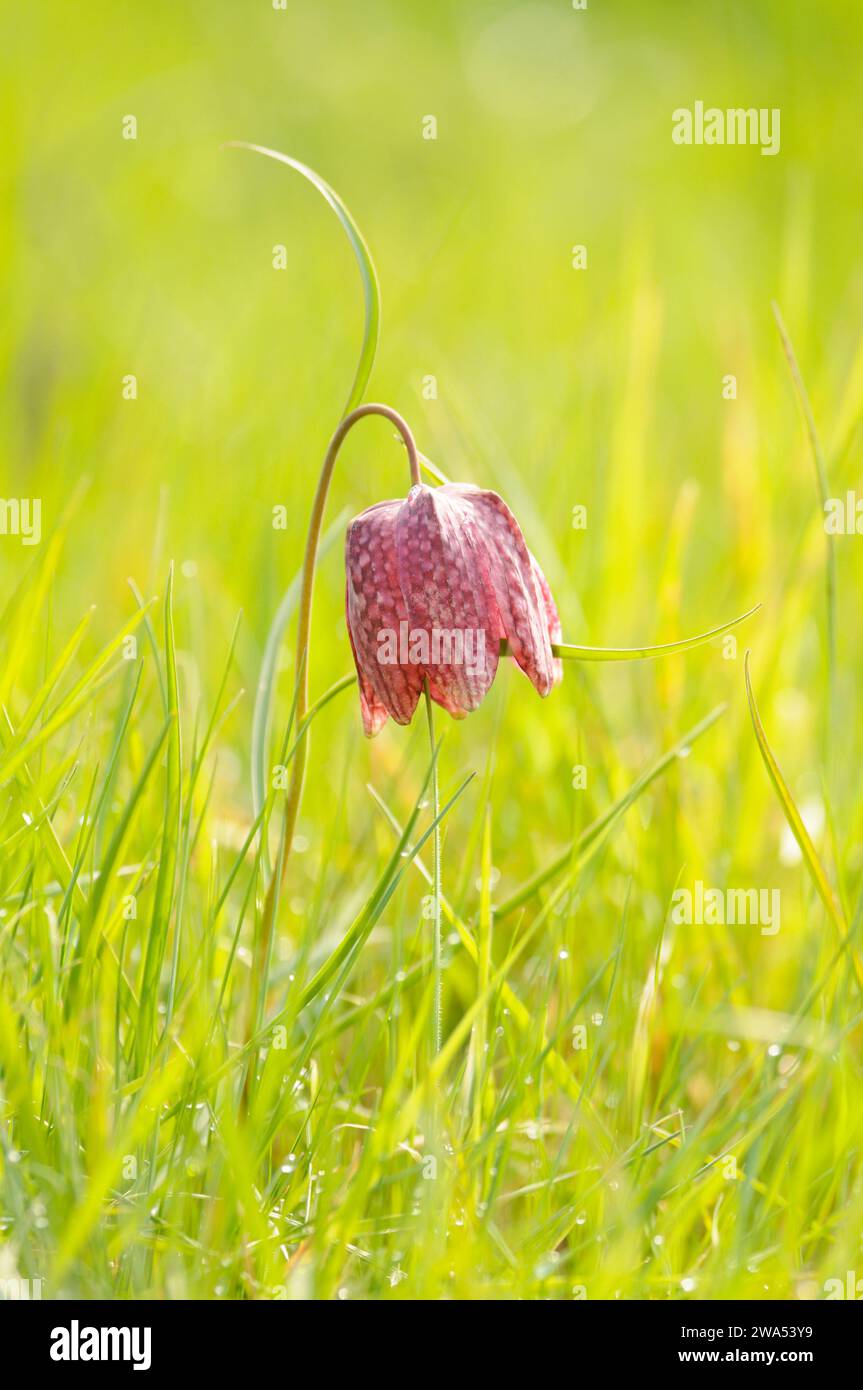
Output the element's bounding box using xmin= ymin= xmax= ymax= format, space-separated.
xmin=2 ymin=0 xmax=863 ymax=1301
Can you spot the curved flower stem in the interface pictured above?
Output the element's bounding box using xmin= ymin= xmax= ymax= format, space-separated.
xmin=249 ymin=405 xmax=420 ymax=1057
xmin=424 ymin=681 xmax=443 ymax=1058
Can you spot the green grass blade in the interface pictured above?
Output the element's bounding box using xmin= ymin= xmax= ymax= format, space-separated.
xmin=223 ymin=142 xmax=380 ymax=418
xmin=250 ymin=515 xmax=347 ymax=845
xmin=9 ymin=607 xmax=95 ymax=746
xmin=772 ymin=301 xmax=837 ymax=755
xmin=496 ymin=704 xmax=726 ymax=918
xmin=0 ymin=604 xmax=153 ymax=788
xmin=69 ymin=718 xmax=172 ymax=1003
xmin=743 ymin=650 xmax=862 ymax=987
xmin=137 ymin=568 xmax=182 ymax=1069
xmin=298 ymin=766 xmax=473 ymax=1015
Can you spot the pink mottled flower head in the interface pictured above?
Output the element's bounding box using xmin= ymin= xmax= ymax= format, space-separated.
xmin=346 ymin=481 xmax=562 ymax=736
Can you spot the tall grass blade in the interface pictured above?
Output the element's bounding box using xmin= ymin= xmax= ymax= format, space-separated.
xmin=744 ymin=650 xmax=862 ymax=988
xmin=137 ymin=568 xmax=182 ymax=1069
xmin=496 ymin=704 xmax=726 ymax=918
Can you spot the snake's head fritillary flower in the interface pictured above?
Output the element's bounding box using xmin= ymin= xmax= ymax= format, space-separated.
xmin=345 ymin=482 xmax=563 ymax=736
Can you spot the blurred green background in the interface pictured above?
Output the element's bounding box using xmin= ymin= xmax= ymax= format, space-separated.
xmin=2 ymin=0 xmax=863 ymax=1300
xmin=5 ymin=0 xmax=863 ymax=906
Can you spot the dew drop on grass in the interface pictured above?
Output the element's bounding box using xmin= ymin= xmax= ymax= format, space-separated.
xmin=681 ymin=1277 xmax=696 ymax=1292
xmin=534 ymin=1253 xmax=560 ymax=1279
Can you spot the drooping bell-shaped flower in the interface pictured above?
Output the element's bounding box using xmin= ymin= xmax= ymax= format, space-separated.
xmin=346 ymin=481 xmax=563 ymax=736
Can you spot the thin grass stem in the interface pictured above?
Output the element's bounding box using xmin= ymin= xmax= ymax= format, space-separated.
xmin=424 ymin=681 xmax=443 ymax=1057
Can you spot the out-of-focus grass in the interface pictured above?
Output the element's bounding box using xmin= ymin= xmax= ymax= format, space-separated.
xmin=2 ymin=0 xmax=863 ymax=1300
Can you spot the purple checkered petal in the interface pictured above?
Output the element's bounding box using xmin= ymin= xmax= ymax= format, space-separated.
xmin=439 ymin=484 xmax=557 ymax=697
xmin=394 ymin=484 xmax=499 ymax=718
xmin=345 ymin=499 xmax=424 ymax=733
